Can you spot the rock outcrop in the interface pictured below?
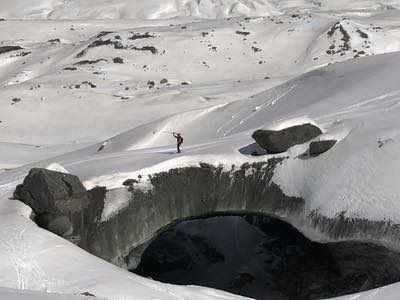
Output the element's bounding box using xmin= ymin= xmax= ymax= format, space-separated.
xmin=252 ymin=123 xmax=322 ymax=153
xmin=309 ymin=140 xmax=337 ymax=156
xmin=14 ymin=168 xmax=105 ymax=246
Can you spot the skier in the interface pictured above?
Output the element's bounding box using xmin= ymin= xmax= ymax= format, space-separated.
xmin=173 ymin=132 xmax=184 ymax=153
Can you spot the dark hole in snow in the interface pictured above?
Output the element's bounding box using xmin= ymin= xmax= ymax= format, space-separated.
xmin=133 ymin=214 xmax=400 ymax=300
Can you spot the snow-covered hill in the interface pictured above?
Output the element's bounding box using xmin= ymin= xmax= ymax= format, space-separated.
xmin=1 ymin=11 xmax=399 ymax=154
xmin=0 ymin=0 xmax=281 ymax=19
xmin=2 ymin=0 xmax=400 ymax=20
xmin=2 ymin=0 xmax=400 ymax=299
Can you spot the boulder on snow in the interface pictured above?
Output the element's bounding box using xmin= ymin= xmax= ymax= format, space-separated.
xmin=14 ymin=168 xmax=88 ymax=214
xmin=113 ymin=57 xmax=123 ymax=64
xmin=13 ymin=168 xmax=105 ymax=241
xmin=252 ymin=123 xmax=322 ymax=154
xmin=309 ymin=140 xmax=337 ymax=156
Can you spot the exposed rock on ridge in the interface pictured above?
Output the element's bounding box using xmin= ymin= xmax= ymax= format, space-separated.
xmin=252 ymin=123 xmax=322 ymax=153
xmin=14 ymin=168 xmax=105 ymax=247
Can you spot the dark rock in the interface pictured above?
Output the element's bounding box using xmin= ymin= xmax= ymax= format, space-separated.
xmin=89 ymin=39 xmax=123 ymax=50
xmin=76 ymin=38 xmax=124 ymax=58
xmin=147 ymin=81 xmax=155 ymax=88
xmin=252 ymin=123 xmax=322 ymax=153
xmin=356 ymin=29 xmax=368 ymax=39
xmin=122 ymin=179 xmax=139 ymax=186
xmin=238 ymin=142 xmax=268 ymax=156
xmin=96 ymin=31 xmax=113 ymax=38
xmin=0 ymin=46 xmax=23 ymax=55
xmin=47 ymin=215 xmax=73 ymax=236
xmin=11 ymin=98 xmax=21 ymax=105
xmin=129 ymin=32 xmax=154 ymax=40
xmin=74 ymin=59 xmax=107 ymax=65
xmin=235 ymin=31 xmax=250 ymax=36
xmin=113 ymin=57 xmax=124 ymax=64
xmin=81 ymin=81 xmax=97 ymax=88
xmin=13 ymin=168 xmax=105 ymax=245
xmin=309 ymin=140 xmax=337 ymax=156
xmin=14 ymin=168 xmax=87 ymax=214
xmin=131 ymin=46 xmax=158 ymax=54
xmin=81 ymin=291 xmax=96 ymax=297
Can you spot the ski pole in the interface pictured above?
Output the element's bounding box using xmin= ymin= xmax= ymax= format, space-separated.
xmin=152 ymin=130 xmax=174 ymax=135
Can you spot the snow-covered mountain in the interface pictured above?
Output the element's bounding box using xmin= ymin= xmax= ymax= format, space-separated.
xmin=2 ymin=0 xmax=400 ymax=20
xmin=0 ymin=0 xmax=281 ymax=19
xmin=1 ymin=0 xmax=400 ymax=300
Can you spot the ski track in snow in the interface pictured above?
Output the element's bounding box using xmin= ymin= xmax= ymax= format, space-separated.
xmin=0 ymin=224 xmax=48 ymax=291
xmin=216 ymin=84 xmax=297 ymax=136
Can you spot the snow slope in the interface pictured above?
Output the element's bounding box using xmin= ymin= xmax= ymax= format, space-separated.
xmin=2 ymin=1 xmax=400 ymax=300
xmin=2 ymin=0 xmax=400 ymax=20
xmin=0 ymin=0 xmax=281 ymax=20
xmin=1 ymin=10 xmax=400 ymax=154
xmin=0 ymin=288 xmax=103 ymax=300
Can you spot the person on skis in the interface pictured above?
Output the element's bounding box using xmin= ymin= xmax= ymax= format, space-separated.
xmin=173 ymin=132 xmax=184 ymax=153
